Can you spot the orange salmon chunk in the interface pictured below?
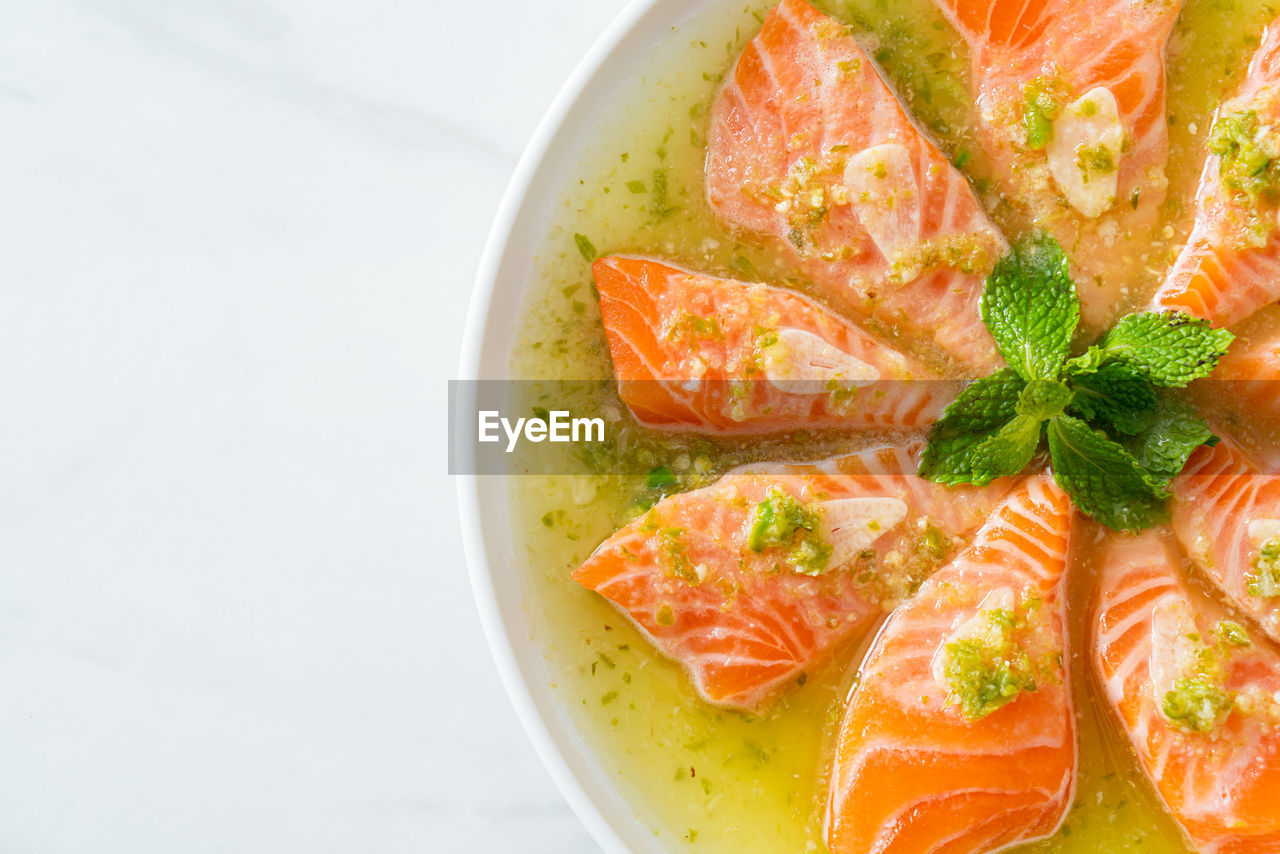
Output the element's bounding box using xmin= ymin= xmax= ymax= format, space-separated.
xmin=826 ymin=476 xmax=1077 ymax=853
xmin=706 ymin=0 xmax=1007 ymax=372
xmin=592 ymin=255 xmax=951 ymax=433
xmin=1093 ymin=528 xmax=1280 ymax=852
xmin=572 ymin=441 xmax=1014 ymax=710
xmin=1153 ymin=20 xmax=1280 ymax=328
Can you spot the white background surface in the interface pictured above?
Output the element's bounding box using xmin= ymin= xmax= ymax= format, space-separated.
xmin=2 ymin=0 xmax=626 ymax=850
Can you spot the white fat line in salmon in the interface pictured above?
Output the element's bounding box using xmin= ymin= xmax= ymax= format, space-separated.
xmin=478 ymin=410 xmax=605 ymax=453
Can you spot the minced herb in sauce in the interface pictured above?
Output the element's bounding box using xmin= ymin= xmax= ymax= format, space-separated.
xmin=942 ymin=606 xmax=1043 ymax=720
xmin=1022 ymin=76 xmax=1066 ymax=150
xmin=1249 ymin=536 xmax=1280 ymax=597
xmin=1162 ymin=673 xmax=1235 ymax=732
xmin=1208 ymin=109 xmax=1280 ymax=200
xmin=745 ymin=487 xmax=833 ymax=576
xmin=1217 ymin=619 xmax=1253 ymax=646
xmin=1161 ymin=644 xmax=1236 ymax=733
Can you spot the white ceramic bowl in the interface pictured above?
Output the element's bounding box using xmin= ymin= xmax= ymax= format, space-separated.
xmin=457 ymin=1 xmax=737 ymax=850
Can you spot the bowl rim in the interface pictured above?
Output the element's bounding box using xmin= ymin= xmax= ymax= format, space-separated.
xmin=457 ymin=1 xmax=667 ymax=851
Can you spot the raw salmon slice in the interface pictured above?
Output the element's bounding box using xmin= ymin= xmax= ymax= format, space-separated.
xmin=592 ymin=255 xmax=950 ymax=434
xmin=826 ymin=475 xmax=1076 ymax=854
xmin=1201 ymin=321 xmax=1280 ymax=431
xmin=1152 ymin=20 xmax=1280 ymax=328
xmin=1171 ymin=437 xmax=1280 ymax=644
xmin=571 ymin=441 xmax=1014 ymax=711
xmin=1092 ymin=528 xmax=1280 ymax=853
xmin=705 ymin=0 xmax=1006 ymax=373
xmin=933 ymin=0 xmax=1178 ymax=327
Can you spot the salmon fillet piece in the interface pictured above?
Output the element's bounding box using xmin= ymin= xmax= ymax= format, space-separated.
xmin=571 ymin=441 xmax=1014 ymax=710
xmin=826 ymin=475 xmax=1076 ymax=853
xmin=1201 ymin=323 xmax=1280 ymax=434
xmin=1152 ymin=19 xmax=1280 ymax=328
xmin=706 ymin=0 xmax=1006 ymax=373
xmin=592 ymin=255 xmax=951 ymax=434
xmin=934 ymin=0 xmax=1179 ymax=327
xmin=1092 ymin=528 xmax=1280 ymax=854
xmin=1171 ymin=437 xmax=1280 ymax=644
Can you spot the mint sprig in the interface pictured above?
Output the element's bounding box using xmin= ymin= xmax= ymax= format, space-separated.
xmin=920 ymin=368 xmax=1025 ymax=485
xmin=1122 ymin=396 xmax=1220 ymax=489
xmin=1046 ymin=415 xmax=1171 ymax=531
xmin=1065 ymin=311 xmax=1234 ymax=387
xmin=980 ymin=237 xmax=1079 ymax=381
xmin=1068 ymin=363 xmax=1158 ymax=436
xmin=920 ymin=234 xmax=1234 ymax=532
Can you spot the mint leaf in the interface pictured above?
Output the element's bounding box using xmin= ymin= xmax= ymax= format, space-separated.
xmin=1063 ymin=345 xmax=1104 ymax=376
xmin=924 ymin=377 xmax=1067 ymax=486
xmin=1068 ymin=363 xmax=1158 ymax=435
xmin=1047 ymin=415 xmax=1169 ymax=532
xmin=979 ymin=235 xmax=1079 ymax=381
xmin=1122 ymin=397 xmax=1217 ymax=489
xmin=1018 ymin=379 xmax=1072 ymax=420
xmin=920 ymin=369 xmax=1025 ymax=485
xmin=968 ymin=414 xmax=1044 ymax=482
xmin=1082 ymin=311 xmax=1234 ymax=387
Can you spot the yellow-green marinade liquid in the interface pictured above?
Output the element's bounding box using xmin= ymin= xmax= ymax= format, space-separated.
xmin=507 ymin=0 xmax=1280 ymax=850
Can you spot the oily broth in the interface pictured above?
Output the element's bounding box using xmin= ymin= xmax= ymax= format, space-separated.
xmin=506 ymin=0 xmax=1280 ymax=851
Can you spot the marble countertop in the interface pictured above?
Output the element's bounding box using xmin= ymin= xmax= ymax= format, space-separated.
xmin=2 ymin=0 xmax=624 ymax=850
